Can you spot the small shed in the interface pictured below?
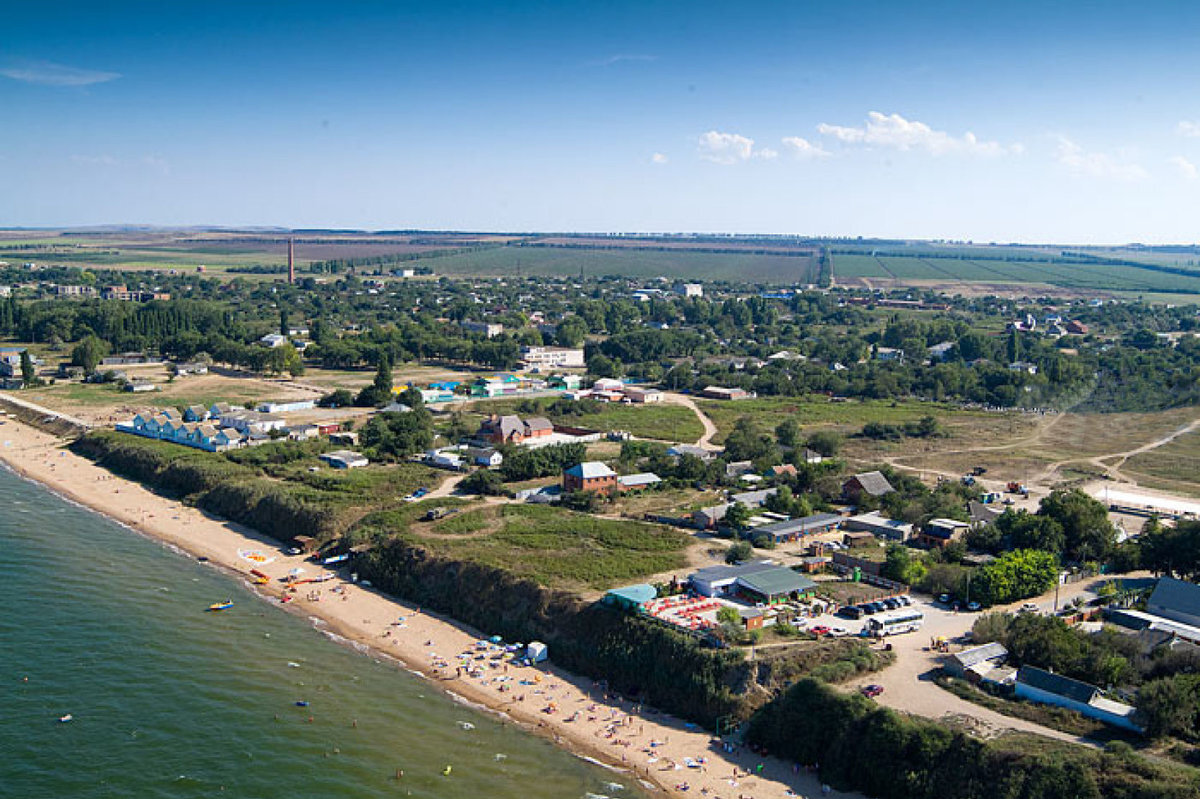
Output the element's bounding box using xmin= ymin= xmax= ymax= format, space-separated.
xmin=526 ymin=641 xmax=548 ymax=663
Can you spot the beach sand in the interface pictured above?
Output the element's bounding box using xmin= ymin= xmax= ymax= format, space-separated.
xmin=0 ymin=418 xmax=861 ymax=799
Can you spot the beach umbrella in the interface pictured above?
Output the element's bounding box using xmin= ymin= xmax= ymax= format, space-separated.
xmin=489 ymin=635 xmax=503 ymax=644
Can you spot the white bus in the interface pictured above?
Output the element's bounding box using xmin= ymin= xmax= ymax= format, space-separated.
xmin=865 ymin=610 xmax=924 ymax=637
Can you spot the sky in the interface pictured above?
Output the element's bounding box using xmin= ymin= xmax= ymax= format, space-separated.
xmin=4 ymin=0 xmax=1200 ymax=243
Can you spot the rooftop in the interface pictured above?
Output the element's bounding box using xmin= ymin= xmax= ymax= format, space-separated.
xmin=564 ymin=461 xmax=618 ymax=479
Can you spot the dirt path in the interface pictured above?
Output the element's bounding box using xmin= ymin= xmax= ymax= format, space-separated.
xmin=423 ymin=471 xmax=467 ymax=499
xmin=662 ymin=392 xmax=720 ymax=448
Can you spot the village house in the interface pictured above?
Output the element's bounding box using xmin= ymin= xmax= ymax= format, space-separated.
xmin=918 ymin=518 xmax=971 ymax=549
xmin=617 ymin=472 xmax=662 ymax=491
xmin=477 ymin=414 xmax=554 ymax=446
xmin=841 ymin=471 xmax=895 ymax=502
xmin=562 ymin=461 xmax=619 ymax=494
xmin=460 ymin=320 xmax=504 ymax=338
xmin=943 ymin=642 xmax=1013 ymax=685
xmin=464 ymin=447 xmax=504 ymax=467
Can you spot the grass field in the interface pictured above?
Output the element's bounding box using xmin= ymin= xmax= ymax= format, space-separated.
xmin=464 ymin=397 xmax=705 ymax=442
xmin=387 ymin=503 xmax=691 ymax=591
xmin=1120 ymin=429 xmax=1200 ymax=497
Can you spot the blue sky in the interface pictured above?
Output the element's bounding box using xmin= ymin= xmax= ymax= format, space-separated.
xmin=4 ymin=1 xmax=1200 ymax=242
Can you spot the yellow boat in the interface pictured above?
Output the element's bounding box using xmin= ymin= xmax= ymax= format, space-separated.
xmin=207 ymin=600 xmax=233 ymax=612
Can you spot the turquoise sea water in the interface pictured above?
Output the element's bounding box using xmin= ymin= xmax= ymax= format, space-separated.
xmin=0 ymin=467 xmax=644 ymax=799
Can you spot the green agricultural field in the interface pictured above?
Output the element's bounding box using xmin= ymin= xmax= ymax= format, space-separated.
xmin=403 ymin=245 xmax=819 ymax=282
xmin=368 ymin=503 xmax=691 ymax=590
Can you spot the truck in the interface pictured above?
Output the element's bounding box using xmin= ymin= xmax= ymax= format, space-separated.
xmin=422 ymin=506 xmax=458 ymax=522
xmin=1006 ymin=481 xmax=1027 ymax=494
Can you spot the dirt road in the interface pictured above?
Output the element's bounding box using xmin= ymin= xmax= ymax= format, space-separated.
xmin=662 ymin=392 xmax=720 ymax=449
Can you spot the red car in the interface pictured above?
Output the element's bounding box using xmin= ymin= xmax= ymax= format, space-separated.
xmin=861 ymin=684 xmax=884 ymax=699
xmin=810 ymin=625 xmax=831 ymax=636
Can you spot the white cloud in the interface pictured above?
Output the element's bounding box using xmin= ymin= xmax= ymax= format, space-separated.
xmin=756 ymin=147 xmax=778 ymax=160
xmin=1170 ymin=155 xmax=1198 ymax=180
xmin=0 ymin=59 xmax=121 ymax=86
xmin=816 ymin=111 xmax=1018 ymax=156
xmin=780 ymin=136 xmax=829 ymax=159
xmin=1178 ymin=121 xmax=1200 ymax=138
xmin=697 ymin=131 xmax=756 ymax=164
xmin=1054 ymin=136 xmax=1147 ymax=180
xmin=651 ymin=152 xmax=668 ymax=164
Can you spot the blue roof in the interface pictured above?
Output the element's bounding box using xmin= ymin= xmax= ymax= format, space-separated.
xmin=607 ymin=584 xmax=657 ymax=605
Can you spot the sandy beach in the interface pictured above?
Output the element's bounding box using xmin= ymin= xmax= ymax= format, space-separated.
xmin=0 ymin=418 xmax=861 ymax=799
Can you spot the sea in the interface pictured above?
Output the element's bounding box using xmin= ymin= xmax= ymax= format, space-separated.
xmin=0 ymin=466 xmax=645 ymax=799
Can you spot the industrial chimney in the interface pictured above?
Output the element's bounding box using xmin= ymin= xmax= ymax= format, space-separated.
xmin=287 ymin=237 xmax=295 ymax=285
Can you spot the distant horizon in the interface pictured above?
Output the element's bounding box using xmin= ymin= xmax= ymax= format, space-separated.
xmin=3 ymin=225 xmax=1198 ymax=250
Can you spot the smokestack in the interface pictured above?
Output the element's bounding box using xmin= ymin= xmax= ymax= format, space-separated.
xmin=287 ymin=237 xmax=295 ymax=285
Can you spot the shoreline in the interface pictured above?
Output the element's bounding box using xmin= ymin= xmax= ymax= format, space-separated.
xmin=0 ymin=418 xmax=861 ymax=799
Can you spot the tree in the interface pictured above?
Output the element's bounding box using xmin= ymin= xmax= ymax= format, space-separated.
xmin=1039 ymin=489 xmax=1116 ymax=563
xmin=19 ymin=350 xmax=36 ymax=387
xmin=318 ymin=388 xmax=355 ymax=408
xmin=725 ymin=541 xmax=752 ymax=564
xmin=279 ymin=307 xmax=289 ymax=338
xmin=70 ymin=335 xmax=109 ymax=373
xmin=882 ymin=543 xmax=925 ymax=585
xmin=360 ymin=407 xmax=433 ymax=459
xmin=775 ymin=418 xmax=801 ymax=448
xmin=724 ymin=502 xmax=752 ymax=532
xmin=806 ymin=431 xmax=841 ymax=457
xmin=356 ymin=353 xmax=393 ymax=406
xmin=461 ymin=469 xmax=506 ymax=496
xmin=1136 ymin=675 xmax=1200 ymax=739
xmin=972 ymin=549 xmax=1058 ymax=606
xmin=587 ymin=352 xmax=621 ymax=379
xmin=724 ymin=417 xmax=775 ymax=462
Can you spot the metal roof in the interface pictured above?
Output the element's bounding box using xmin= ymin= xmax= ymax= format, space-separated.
xmin=737 ymin=568 xmax=818 ymax=598
xmin=950 ymin=642 xmax=1008 ymax=668
xmin=606 ymin=584 xmax=657 ymax=605
xmin=1148 ymin=577 xmax=1200 ymax=623
xmin=1017 ymin=666 xmax=1098 ymax=704
xmin=755 ymin=513 xmax=843 ymax=537
xmin=564 ymin=461 xmax=617 ymax=479
xmin=619 ymin=472 xmax=662 ymax=487
xmin=690 ymin=560 xmax=778 ymax=584
xmin=848 ymin=471 xmax=894 ymax=496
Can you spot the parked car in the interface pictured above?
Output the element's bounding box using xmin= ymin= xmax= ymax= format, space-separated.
xmin=839 ymin=606 xmax=864 ymax=620
xmin=860 ymin=603 xmax=878 ymax=615
xmin=897 ymin=595 xmax=912 ymax=606
xmin=861 ymin=684 xmax=884 ymax=698
xmin=937 ymin=593 xmax=952 ymax=605
xmin=828 ymin=626 xmax=849 ymax=637
xmin=966 ymin=601 xmax=982 ymax=612
xmin=882 ymin=598 xmax=901 ymax=610
xmin=1019 ymin=603 xmax=1040 ymax=614
xmin=810 ymin=625 xmax=831 ymax=636
xmin=868 ymin=601 xmax=886 ymax=614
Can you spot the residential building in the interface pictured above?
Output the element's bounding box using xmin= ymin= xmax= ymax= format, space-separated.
xmin=464 ymin=447 xmax=504 ymax=467
xmin=842 ymin=471 xmax=895 ymax=502
xmin=729 ymin=487 xmax=778 ymax=508
xmin=1014 ymin=666 xmax=1143 ymax=733
xmin=1065 ymin=320 xmax=1089 ymax=335
xmin=562 ymin=461 xmax=619 ymax=494
xmin=844 ymin=511 xmax=914 ymax=542
xmin=259 ymin=333 xmax=288 ymax=347
xmin=693 ymin=503 xmax=730 ymax=529
xmin=918 ymin=518 xmax=971 ymax=549
xmin=183 ymin=405 xmax=210 ymax=422
xmin=676 ymin=282 xmax=703 ymax=297
xmin=286 ymin=424 xmax=321 ymax=441
xmin=56 ymin=284 xmax=97 ymax=298
xmin=174 ymin=362 xmax=209 ymax=376
xmin=800 ymin=448 xmax=824 ymax=465
xmin=319 ymin=450 xmax=369 ymax=469
xmin=547 ymin=373 xmax=583 ymax=391
xmin=875 ymin=347 xmax=905 ymax=362
xmin=928 ymin=341 xmax=956 ymax=362
xmin=522 ymin=346 xmax=585 ymax=369
xmin=477 ymin=414 xmax=554 ymax=446
xmin=461 ymin=320 xmax=504 ymax=338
